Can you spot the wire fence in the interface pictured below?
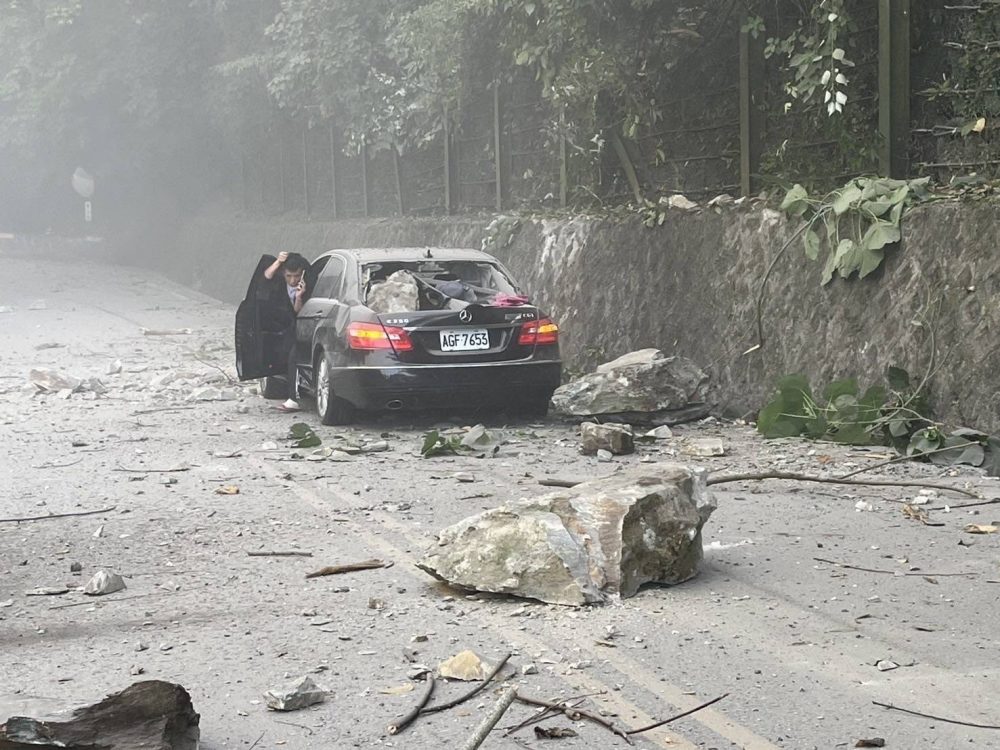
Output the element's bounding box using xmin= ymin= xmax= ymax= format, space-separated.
xmin=235 ymin=0 xmax=998 ymax=219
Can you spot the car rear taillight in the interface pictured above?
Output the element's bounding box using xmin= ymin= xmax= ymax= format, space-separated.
xmin=518 ymin=318 xmax=559 ymax=346
xmin=348 ymin=322 xmax=413 ymax=352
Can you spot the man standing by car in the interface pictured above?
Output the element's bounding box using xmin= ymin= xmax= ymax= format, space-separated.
xmin=263 ymin=251 xmax=309 ymax=411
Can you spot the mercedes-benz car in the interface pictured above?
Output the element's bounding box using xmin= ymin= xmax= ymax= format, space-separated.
xmin=235 ymin=247 xmax=562 ymax=424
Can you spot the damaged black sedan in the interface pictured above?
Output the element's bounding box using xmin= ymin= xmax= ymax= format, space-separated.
xmin=236 ymin=247 xmax=562 ymax=424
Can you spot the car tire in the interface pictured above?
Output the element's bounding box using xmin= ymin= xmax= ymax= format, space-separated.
xmin=261 ymin=376 xmax=288 ymax=399
xmin=315 ymin=350 xmax=353 ymax=426
xmin=515 ymin=394 xmax=551 ymax=420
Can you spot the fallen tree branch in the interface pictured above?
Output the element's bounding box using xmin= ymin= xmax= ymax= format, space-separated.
xmin=305 ymin=559 xmax=391 ymax=579
xmin=814 ymin=557 xmax=976 ymax=578
xmin=247 ymin=551 xmax=313 ymax=558
xmin=836 ymin=442 xmax=980 ymax=480
xmin=31 ymin=458 xmax=84 ymax=470
xmin=0 ymin=506 xmax=116 ymax=524
xmin=113 ymin=465 xmax=190 ymax=474
xmin=515 ymin=693 xmax=633 ymax=744
xmin=463 ymin=688 xmax=518 ymax=750
xmin=420 ymin=653 xmax=512 ymax=715
xmin=503 ymin=698 xmax=588 ymax=736
xmin=706 ymin=471 xmax=979 ymax=497
xmin=872 ymin=700 xmax=1000 ymax=730
xmin=388 ymin=673 xmax=436 ymax=735
xmin=627 ymin=693 xmax=729 ymax=735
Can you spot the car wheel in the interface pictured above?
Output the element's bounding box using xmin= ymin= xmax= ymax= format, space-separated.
xmin=315 ymin=351 xmax=353 ymax=426
xmin=515 ymin=394 xmax=551 ymax=420
xmin=261 ymin=376 xmax=288 ymax=399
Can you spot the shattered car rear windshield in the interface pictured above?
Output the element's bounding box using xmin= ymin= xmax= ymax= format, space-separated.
xmin=363 ymin=261 xmax=518 ymax=312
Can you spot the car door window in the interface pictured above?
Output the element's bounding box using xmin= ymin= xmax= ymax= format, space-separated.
xmin=312 ymin=258 xmax=345 ymax=300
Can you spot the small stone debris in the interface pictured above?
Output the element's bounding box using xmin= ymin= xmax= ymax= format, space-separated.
xmin=69 ymin=562 xmax=83 ymax=573
xmin=580 ymin=422 xmax=635 ymax=456
xmin=83 ymin=570 xmax=126 ymax=596
xmin=521 ymin=663 xmax=539 ymax=675
xmin=186 ymin=386 xmax=238 ymax=402
xmin=263 ymin=676 xmax=329 ymax=711
xmin=438 ymin=650 xmax=491 ymax=681
xmin=682 ymin=438 xmax=726 ymax=457
xmin=645 ymin=425 xmax=674 ymax=439
xmin=454 ymin=472 xmax=476 ymax=483
xmin=93 ymin=525 xmax=104 ymax=538
xmin=29 ymin=368 xmax=81 ymax=393
xmin=855 ymin=739 xmax=886 ymax=748
xmin=855 ymin=500 xmax=875 ymax=512
xmin=535 ymin=726 xmax=579 ymax=739
xmin=130 ymin=665 xmax=145 ymax=676
xmin=596 ymin=449 xmax=614 ymax=463
xmin=875 ymin=659 xmax=899 ymax=672
xmin=107 ymin=359 xmax=123 ymax=375
xmin=361 ymin=440 xmax=390 ymax=453
xmin=0 ymin=599 xmax=13 ymax=607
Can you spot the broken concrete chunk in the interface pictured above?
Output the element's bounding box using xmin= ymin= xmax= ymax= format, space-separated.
xmin=263 ymin=676 xmax=328 ymax=711
xmin=367 ymin=271 xmax=419 ymax=314
xmin=438 ymin=650 xmax=491 ymax=681
xmin=666 ymin=194 xmax=699 ymax=211
xmin=186 ymin=386 xmax=237 ymax=402
xmin=580 ymin=422 xmax=634 ymax=455
xmin=682 ymin=438 xmax=725 ymax=457
xmin=552 ymin=350 xmax=712 ymax=425
xmin=418 ymin=463 xmax=715 ymax=605
xmin=0 ymin=680 xmax=200 ymax=750
xmin=29 ymin=369 xmax=81 ymax=393
xmin=83 ymin=569 xmax=126 ymax=596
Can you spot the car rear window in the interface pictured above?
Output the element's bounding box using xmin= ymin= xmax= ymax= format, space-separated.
xmin=363 ymin=261 xmax=518 ymax=312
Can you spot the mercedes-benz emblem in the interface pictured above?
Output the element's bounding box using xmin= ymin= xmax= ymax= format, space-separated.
xmin=459 ymin=309 xmax=473 ymax=323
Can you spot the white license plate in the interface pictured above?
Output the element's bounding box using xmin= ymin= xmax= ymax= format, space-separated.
xmin=439 ymin=329 xmax=490 ymax=352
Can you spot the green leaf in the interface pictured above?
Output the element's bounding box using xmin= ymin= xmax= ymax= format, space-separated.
xmin=822 ymin=378 xmax=859 ymax=402
xmin=858 ymin=247 xmax=885 ymax=279
xmin=780 ymin=184 xmax=810 ymax=217
xmin=802 ymin=227 xmax=821 ymax=260
xmin=757 ymin=374 xmax=813 ymax=438
xmin=928 ymin=434 xmax=985 ymax=467
xmin=861 ymin=221 xmax=901 ymax=251
xmin=832 ymin=184 xmax=862 ymax=214
xmin=288 ymin=422 xmax=321 ymax=449
xmin=860 ymin=199 xmax=893 ymax=217
xmin=908 ymin=427 xmax=943 ymax=456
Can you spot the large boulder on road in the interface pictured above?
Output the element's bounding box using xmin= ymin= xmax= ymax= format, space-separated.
xmin=551 ymin=349 xmax=712 ymax=425
xmin=417 ymin=464 xmax=715 ymax=606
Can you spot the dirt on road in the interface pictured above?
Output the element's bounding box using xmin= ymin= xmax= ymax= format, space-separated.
xmin=1 ymin=255 xmax=999 ymax=749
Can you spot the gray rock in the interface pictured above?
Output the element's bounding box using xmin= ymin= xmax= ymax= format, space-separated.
xmin=366 ymin=270 xmax=419 ymax=314
xmin=645 ymin=425 xmax=674 ymax=440
xmin=580 ymin=422 xmax=634 ymax=455
xmin=83 ymin=569 xmax=126 ymax=596
xmin=29 ymin=369 xmax=81 ymax=393
xmin=552 ymin=350 xmax=712 ymax=425
xmin=263 ymin=676 xmax=328 ymax=711
xmin=596 ymin=449 xmax=614 ymax=463
xmin=417 ymin=464 xmax=715 ymax=605
xmin=682 ymin=438 xmax=726 ymax=457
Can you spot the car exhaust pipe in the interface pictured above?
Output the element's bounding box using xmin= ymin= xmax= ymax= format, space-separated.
xmin=386 ymin=399 xmax=404 ymax=410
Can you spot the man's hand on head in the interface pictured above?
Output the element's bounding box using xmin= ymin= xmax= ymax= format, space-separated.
xmin=277 ymin=251 xmax=289 ymax=264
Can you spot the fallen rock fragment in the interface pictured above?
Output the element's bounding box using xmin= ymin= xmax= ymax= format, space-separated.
xmin=367 ymin=271 xmax=419 ymax=314
xmin=682 ymin=438 xmax=725 ymax=457
xmin=263 ymin=676 xmax=328 ymax=711
xmin=552 ymin=350 xmax=712 ymax=425
xmin=29 ymin=369 xmax=81 ymax=393
xmin=0 ymin=680 xmax=200 ymax=750
xmin=418 ymin=463 xmax=715 ymax=605
xmin=438 ymin=650 xmax=491 ymax=681
xmin=580 ymin=422 xmax=634 ymax=455
xmin=83 ymin=569 xmax=126 ymax=596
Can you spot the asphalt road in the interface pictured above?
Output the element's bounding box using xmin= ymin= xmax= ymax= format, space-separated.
xmin=1 ymin=254 xmax=999 ymax=749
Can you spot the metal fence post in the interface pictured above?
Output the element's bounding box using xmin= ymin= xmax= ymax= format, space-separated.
xmin=393 ymin=146 xmax=404 ymax=215
xmin=302 ymin=126 xmax=311 ymax=217
xmin=328 ymin=123 xmax=339 ymax=220
xmin=361 ymin=136 xmax=370 ymax=218
xmin=443 ymin=106 xmax=454 ymax=215
xmin=559 ymin=109 xmax=568 ymax=208
xmin=278 ymin=133 xmax=288 ymax=212
xmin=493 ymin=83 xmax=504 ymax=211
xmin=879 ymin=0 xmax=911 ymax=178
xmin=739 ymin=16 xmax=763 ymax=197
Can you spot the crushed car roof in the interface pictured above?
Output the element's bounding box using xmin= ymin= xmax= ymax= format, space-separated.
xmin=319 ymin=247 xmax=497 ymax=263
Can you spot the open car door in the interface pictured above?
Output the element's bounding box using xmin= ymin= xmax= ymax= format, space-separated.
xmin=235 ymin=255 xmax=291 ymax=381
